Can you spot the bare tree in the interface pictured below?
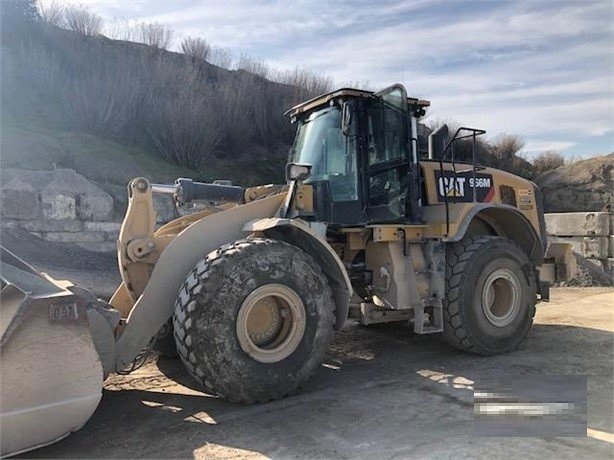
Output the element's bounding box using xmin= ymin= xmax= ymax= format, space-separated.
xmin=208 ymin=46 xmax=233 ymax=68
xmin=138 ymin=22 xmax=174 ymax=49
xmin=490 ymin=134 xmax=524 ymax=165
xmin=236 ymin=54 xmax=269 ymax=78
xmin=181 ymin=36 xmax=211 ymax=61
xmin=274 ymin=67 xmax=333 ymax=101
xmin=532 ymin=150 xmax=566 ymax=176
xmin=104 ymin=18 xmax=138 ymax=41
xmin=36 ymin=0 xmax=64 ymax=26
xmin=63 ymin=4 xmax=102 ymax=36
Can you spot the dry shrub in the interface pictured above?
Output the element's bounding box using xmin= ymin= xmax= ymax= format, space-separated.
xmin=36 ymin=0 xmax=64 ymax=26
xmin=104 ymin=18 xmax=138 ymax=41
xmin=275 ymin=67 xmax=333 ymax=98
xmin=63 ymin=4 xmax=102 ymax=36
xmin=181 ymin=36 xmax=211 ymax=61
xmin=491 ymin=134 xmax=525 ymax=167
xmin=532 ymin=150 xmax=566 ymax=176
xmin=236 ymin=54 xmax=269 ymax=78
xmin=145 ymin=56 xmax=222 ymax=168
xmin=138 ymin=22 xmax=173 ymax=49
xmin=208 ymin=46 xmax=233 ymax=68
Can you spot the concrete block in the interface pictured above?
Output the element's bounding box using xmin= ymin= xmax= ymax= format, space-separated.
xmin=604 ymin=258 xmax=614 ymax=283
xmin=41 ymin=175 xmax=79 ymax=220
xmin=609 ymin=236 xmax=614 ymax=258
xmin=21 ymin=220 xmax=84 ymax=232
xmin=1 ymin=177 xmax=40 ymax=220
xmin=41 ymin=192 xmax=76 ymax=220
xmin=545 ymin=212 xmax=610 ymax=236
xmin=153 ymin=194 xmax=178 ymax=224
xmin=84 ymin=221 xmax=121 ymax=232
xmin=549 ymin=236 xmax=609 ymax=259
xmin=79 ymin=192 xmax=113 ymax=221
xmin=43 ymin=231 xmax=106 ymax=243
xmin=76 ymin=241 xmax=117 ymax=253
xmin=583 ymin=237 xmax=609 ymax=259
xmin=105 ymin=230 xmax=119 ymax=241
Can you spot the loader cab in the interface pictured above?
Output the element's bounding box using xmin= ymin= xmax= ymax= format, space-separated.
xmin=288 ymin=85 xmax=429 ymax=226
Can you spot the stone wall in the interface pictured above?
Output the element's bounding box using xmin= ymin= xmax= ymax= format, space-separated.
xmin=545 ymin=212 xmax=614 ymax=283
xmin=1 ymin=169 xmax=200 ymax=254
xmin=2 ymin=169 xmax=120 ymax=253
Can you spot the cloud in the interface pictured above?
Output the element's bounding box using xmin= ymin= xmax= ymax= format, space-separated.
xmin=524 ymin=141 xmax=577 ymax=155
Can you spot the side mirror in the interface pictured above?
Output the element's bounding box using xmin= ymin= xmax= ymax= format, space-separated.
xmin=341 ymin=102 xmax=351 ymax=135
xmin=428 ymin=124 xmax=449 ymax=159
xmin=285 ymin=163 xmax=312 ymax=182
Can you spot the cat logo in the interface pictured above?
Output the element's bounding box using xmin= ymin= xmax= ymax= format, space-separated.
xmin=435 ymin=171 xmax=494 ymax=203
xmin=438 ymin=176 xmax=466 ymax=197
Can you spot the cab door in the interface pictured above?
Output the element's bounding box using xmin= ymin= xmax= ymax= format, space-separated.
xmin=365 ymin=87 xmax=411 ymax=223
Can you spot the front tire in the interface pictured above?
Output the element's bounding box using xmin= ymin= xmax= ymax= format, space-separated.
xmin=173 ymin=238 xmax=335 ymax=403
xmin=442 ymin=236 xmax=537 ymax=355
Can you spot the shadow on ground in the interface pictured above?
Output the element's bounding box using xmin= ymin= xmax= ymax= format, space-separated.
xmin=23 ymin=317 xmax=614 ymax=459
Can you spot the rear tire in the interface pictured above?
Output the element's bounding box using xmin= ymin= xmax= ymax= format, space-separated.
xmin=442 ymin=236 xmax=536 ymax=355
xmin=173 ymin=238 xmax=335 ymax=403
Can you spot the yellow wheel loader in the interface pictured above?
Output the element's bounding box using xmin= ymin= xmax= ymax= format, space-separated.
xmin=0 ymin=84 xmax=573 ymax=456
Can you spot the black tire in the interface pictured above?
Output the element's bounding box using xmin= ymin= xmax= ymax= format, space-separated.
xmin=442 ymin=236 xmax=537 ymax=355
xmin=152 ymin=319 xmax=179 ymax=358
xmin=173 ymin=238 xmax=335 ymax=403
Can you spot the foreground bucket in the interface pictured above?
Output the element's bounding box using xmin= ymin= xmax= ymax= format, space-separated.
xmin=0 ymin=248 xmax=103 ymax=457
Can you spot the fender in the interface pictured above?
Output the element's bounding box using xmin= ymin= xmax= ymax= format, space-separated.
xmin=450 ymin=203 xmax=544 ymax=264
xmin=243 ymin=218 xmax=352 ymax=330
xmin=114 ymin=193 xmax=286 ymax=371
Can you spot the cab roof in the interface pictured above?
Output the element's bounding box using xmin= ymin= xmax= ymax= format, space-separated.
xmin=285 ymin=87 xmax=431 ymax=118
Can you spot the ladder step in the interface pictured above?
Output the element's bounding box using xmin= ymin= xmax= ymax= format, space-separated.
xmin=413 ymin=299 xmax=443 ymax=334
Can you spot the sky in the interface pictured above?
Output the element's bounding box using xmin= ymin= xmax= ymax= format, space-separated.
xmin=61 ymin=0 xmax=613 ymax=159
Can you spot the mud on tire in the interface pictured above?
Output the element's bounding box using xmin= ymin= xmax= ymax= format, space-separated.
xmin=173 ymin=238 xmax=335 ymax=403
xmin=442 ymin=236 xmax=537 ymax=355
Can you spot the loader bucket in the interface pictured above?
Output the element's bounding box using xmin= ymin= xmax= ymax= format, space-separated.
xmin=0 ymin=247 xmax=103 ymax=457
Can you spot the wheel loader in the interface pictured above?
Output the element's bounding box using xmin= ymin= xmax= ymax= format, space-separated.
xmin=0 ymin=84 xmax=573 ymax=456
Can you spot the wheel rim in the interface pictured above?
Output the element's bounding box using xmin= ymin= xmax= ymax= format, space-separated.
xmin=236 ymin=284 xmax=306 ymax=363
xmin=481 ymin=268 xmax=521 ymax=327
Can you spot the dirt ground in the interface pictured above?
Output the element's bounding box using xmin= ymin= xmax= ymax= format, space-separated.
xmin=16 ymin=287 xmax=611 ymax=459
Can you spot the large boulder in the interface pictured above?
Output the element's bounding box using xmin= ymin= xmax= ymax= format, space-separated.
xmin=0 ymin=168 xmax=114 ymax=221
xmin=1 ymin=177 xmax=40 ymax=219
xmin=534 ymin=153 xmax=614 ymax=213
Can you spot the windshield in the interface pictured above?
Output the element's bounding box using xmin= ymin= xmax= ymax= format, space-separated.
xmin=292 ymin=106 xmax=358 ymax=201
xmin=293 ymin=107 xmax=341 ymax=175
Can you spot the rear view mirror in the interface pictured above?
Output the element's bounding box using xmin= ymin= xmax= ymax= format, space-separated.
xmin=428 ymin=124 xmax=449 ymax=159
xmin=286 ymin=163 xmax=312 ymax=182
xmin=341 ymin=103 xmax=351 ymax=135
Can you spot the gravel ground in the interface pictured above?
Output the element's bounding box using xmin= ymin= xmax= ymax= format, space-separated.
xmin=17 ymin=287 xmax=614 ymax=459
xmin=1 ymin=227 xmax=120 ymax=298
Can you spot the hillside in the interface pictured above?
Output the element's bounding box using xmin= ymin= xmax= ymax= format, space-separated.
xmin=534 ymin=153 xmax=614 ymax=212
xmin=0 ymin=17 xmax=318 ymax=195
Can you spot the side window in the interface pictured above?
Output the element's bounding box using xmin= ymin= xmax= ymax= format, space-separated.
xmin=367 ymin=103 xmax=408 ymax=219
xmin=328 ymin=113 xmax=358 ymax=202
xmin=368 ymin=105 xmax=405 ymax=164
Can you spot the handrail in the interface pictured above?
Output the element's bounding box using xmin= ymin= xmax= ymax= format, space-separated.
xmin=437 ymin=127 xmax=486 ymax=236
